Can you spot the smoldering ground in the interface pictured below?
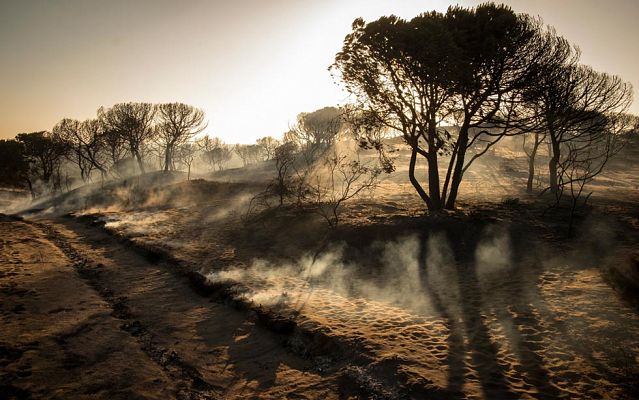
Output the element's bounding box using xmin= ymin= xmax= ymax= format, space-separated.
xmin=205 ymin=218 xmax=554 ymax=319
xmin=4 ymin=129 xmax=639 ymax=399
xmin=201 ymin=210 xmax=639 ymax=398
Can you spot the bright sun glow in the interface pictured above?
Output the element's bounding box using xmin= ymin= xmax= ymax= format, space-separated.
xmin=0 ymin=0 xmax=637 ymax=143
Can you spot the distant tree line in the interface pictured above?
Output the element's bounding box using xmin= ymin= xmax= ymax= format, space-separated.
xmin=0 ymin=102 xmax=289 ymax=198
xmin=0 ymin=132 xmax=67 ymax=198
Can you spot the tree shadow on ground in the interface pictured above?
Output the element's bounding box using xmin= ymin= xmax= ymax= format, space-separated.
xmin=415 ymin=223 xmax=563 ymax=399
xmin=195 ymin=315 xmax=304 ymax=396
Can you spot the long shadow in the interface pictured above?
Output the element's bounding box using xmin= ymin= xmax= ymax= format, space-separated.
xmin=454 ymin=260 xmax=518 ymax=398
xmin=416 ymin=231 xmax=467 ymax=398
xmin=460 ymin=223 xmax=563 ymax=399
xmin=509 ymin=253 xmax=639 ymax=399
xmin=417 ymin=227 xmax=518 ymax=399
xmin=493 ymin=226 xmax=566 ymax=399
xmin=484 ymin=269 xmax=563 ymax=399
xmin=195 ymin=310 xmax=312 ymax=395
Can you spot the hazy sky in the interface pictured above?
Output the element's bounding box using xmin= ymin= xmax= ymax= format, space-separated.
xmin=1 ymin=0 xmax=637 ymax=143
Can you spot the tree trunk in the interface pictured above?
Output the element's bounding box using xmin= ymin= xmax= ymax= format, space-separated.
xmin=426 ymin=124 xmax=442 ymax=209
xmin=134 ymin=151 xmax=145 ymax=174
xmin=163 ymin=145 xmax=172 ymax=173
xmin=445 ymin=127 xmax=469 ymax=210
xmin=26 ymin=178 xmax=35 ymax=200
xmin=98 ymin=166 xmax=107 ymax=181
xmin=526 ymin=132 xmax=541 ymax=193
xmin=408 ymin=146 xmax=433 ymax=210
xmin=548 ymin=134 xmax=560 ymax=194
xmin=526 ymin=152 xmax=536 ymax=193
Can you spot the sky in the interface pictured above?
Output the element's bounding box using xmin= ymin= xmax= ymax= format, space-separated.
xmin=1 ymin=0 xmax=637 ymax=143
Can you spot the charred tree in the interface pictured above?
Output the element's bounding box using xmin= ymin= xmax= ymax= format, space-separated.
xmin=0 ymin=139 xmax=33 ymax=198
xmin=284 ymin=107 xmax=343 ymax=164
xmin=529 ymin=62 xmax=632 ymax=195
xmin=522 ymin=131 xmax=546 ymax=193
xmin=256 ymin=136 xmax=281 ymax=160
xmin=15 ymin=131 xmax=67 ymax=193
xmin=156 ymin=103 xmax=206 ymax=173
xmin=234 ymin=144 xmax=262 ymax=167
xmin=52 ymin=118 xmax=108 ymax=181
xmin=333 ymin=4 xmax=565 ymax=211
xmin=99 ymin=102 xmax=156 ymax=174
xmin=197 ymin=136 xmax=232 ymax=171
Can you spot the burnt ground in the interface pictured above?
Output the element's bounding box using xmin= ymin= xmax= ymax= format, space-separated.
xmin=0 ymin=214 xmax=359 ymax=400
xmin=2 ymin=147 xmax=639 ymax=399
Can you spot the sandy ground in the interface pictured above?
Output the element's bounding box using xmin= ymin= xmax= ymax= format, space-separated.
xmin=62 ymin=184 xmax=639 ymax=399
xmin=3 ymin=145 xmax=639 ymax=399
xmin=0 ymin=215 xmax=347 ymax=399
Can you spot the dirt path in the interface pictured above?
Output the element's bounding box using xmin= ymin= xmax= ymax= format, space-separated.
xmin=0 ymin=216 xmax=343 ymax=399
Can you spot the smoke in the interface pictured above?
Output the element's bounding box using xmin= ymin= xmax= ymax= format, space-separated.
xmin=0 ymin=188 xmax=31 ymax=214
xmin=203 ymin=192 xmax=254 ymax=223
xmin=204 ymin=225 xmax=522 ymax=324
xmin=101 ymin=211 xmax=173 ymax=235
xmin=475 ymin=225 xmax=513 ymax=279
xmin=379 ymin=235 xmax=422 ymax=300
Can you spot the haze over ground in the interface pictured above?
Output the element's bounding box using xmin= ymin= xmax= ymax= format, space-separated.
xmin=1 ymin=0 xmax=637 ymax=143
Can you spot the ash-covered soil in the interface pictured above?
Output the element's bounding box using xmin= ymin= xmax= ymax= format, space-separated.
xmin=70 ymin=195 xmax=639 ymax=399
xmin=3 ymin=147 xmax=639 ymax=399
xmin=0 ymin=215 xmax=349 ymax=399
